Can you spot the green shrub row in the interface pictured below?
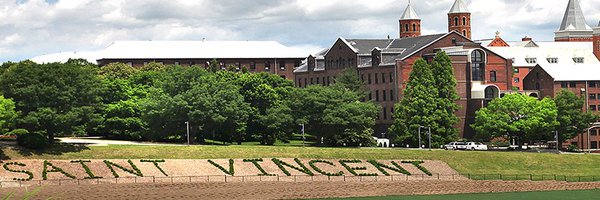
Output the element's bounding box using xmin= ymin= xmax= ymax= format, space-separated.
xmin=243 ymin=158 xmax=275 ymax=176
xmin=42 ymin=160 xmax=76 ymax=180
xmin=308 ymin=160 xmax=344 ymax=176
xmin=3 ymin=162 xmax=33 ymax=181
xmin=271 ymin=158 xmax=314 ymax=176
xmin=70 ymin=160 xmax=102 ymax=179
xmin=402 ymin=161 xmax=432 ymax=176
xmin=207 ymin=159 xmax=234 ymax=176
xmin=367 ymin=160 xmax=411 ymax=176
xmin=103 ymin=160 xmax=143 ymax=178
xmin=339 ymin=160 xmax=378 ymax=176
xmin=140 ymin=160 xmax=168 ymax=176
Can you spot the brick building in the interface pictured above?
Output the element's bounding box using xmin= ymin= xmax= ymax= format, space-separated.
xmin=294 ymin=0 xmax=513 ymax=138
xmin=33 ymin=41 xmax=306 ymax=81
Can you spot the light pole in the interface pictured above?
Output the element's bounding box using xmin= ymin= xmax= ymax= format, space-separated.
xmin=418 ymin=126 xmax=422 ymax=149
xmin=300 ymin=124 xmax=305 ymax=146
xmin=419 ymin=126 xmax=431 ymax=150
xmin=554 ymin=130 xmax=559 ymax=151
xmin=185 ymin=121 xmax=190 ymax=145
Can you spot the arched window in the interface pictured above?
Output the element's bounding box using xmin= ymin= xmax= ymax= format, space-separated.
xmin=405 ymin=24 xmax=409 ymax=32
xmin=463 ymin=17 xmax=466 ymax=25
xmin=490 ymin=71 xmax=497 ymax=82
xmin=471 ymin=50 xmax=485 ymax=81
xmin=484 ymin=86 xmax=498 ymax=106
xmin=463 ymin=30 xmax=467 ymax=36
xmin=412 ymin=24 xmax=416 ymax=31
xmin=454 ymin=17 xmax=459 ymax=26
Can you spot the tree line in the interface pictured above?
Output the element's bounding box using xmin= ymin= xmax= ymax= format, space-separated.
xmin=0 ymin=59 xmax=379 ymax=149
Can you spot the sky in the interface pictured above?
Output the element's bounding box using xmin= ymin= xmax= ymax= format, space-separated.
xmin=1 ymin=0 xmax=600 ymax=62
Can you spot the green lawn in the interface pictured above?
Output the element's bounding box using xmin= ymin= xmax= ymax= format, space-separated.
xmin=2 ymin=144 xmax=600 ymax=176
xmin=327 ymin=189 xmax=600 ymax=200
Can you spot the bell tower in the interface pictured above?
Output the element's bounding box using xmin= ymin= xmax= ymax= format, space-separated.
xmin=399 ymin=0 xmax=421 ymax=38
xmin=448 ymin=0 xmax=471 ymax=39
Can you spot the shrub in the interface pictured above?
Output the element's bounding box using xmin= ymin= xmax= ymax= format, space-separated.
xmin=16 ymin=131 xmax=48 ymax=150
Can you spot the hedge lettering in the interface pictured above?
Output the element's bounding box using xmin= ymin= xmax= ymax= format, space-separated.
xmin=141 ymin=160 xmax=168 ymax=176
xmin=42 ymin=160 xmax=76 ymax=180
xmin=271 ymin=158 xmax=314 ymax=176
xmin=367 ymin=160 xmax=411 ymax=176
xmin=3 ymin=162 xmax=34 ymax=181
xmin=308 ymin=160 xmax=344 ymax=176
xmin=71 ymin=160 xmax=102 ymax=179
xmin=243 ymin=158 xmax=274 ymax=176
xmin=104 ymin=160 xmax=143 ymax=178
xmin=339 ymin=160 xmax=378 ymax=176
xmin=207 ymin=159 xmax=234 ymax=176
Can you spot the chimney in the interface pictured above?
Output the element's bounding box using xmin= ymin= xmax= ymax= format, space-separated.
xmin=522 ymin=36 xmax=532 ymax=41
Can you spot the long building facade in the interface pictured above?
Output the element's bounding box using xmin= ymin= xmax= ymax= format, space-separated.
xmin=295 ymin=0 xmax=512 ymax=138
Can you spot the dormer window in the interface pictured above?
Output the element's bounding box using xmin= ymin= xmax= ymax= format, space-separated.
xmin=573 ymin=57 xmax=584 ymax=63
xmin=525 ymin=58 xmax=537 ymax=64
xmin=547 ymin=58 xmax=558 ymax=63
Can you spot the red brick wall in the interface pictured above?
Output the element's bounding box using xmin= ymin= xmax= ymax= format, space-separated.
xmin=512 ymin=67 xmax=531 ymax=91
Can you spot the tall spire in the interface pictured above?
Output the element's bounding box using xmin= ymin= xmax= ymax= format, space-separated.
xmin=400 ymin=1 xmax=420 ymax=20
xmin=558 ymin=0 xmax=591 ymax=31
xmin=449 ymin=0 xmax=469 ymax=14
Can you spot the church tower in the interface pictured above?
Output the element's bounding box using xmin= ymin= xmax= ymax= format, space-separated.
xmin=594 ymin=21 xmax=600 ymax=61
xmin=399 ymin=1 xmax=421 ymax=38
xmin=448 ymin=0 xmax=471 ymax=39
xmin=555 ymin=0 xmax=593 ymax=42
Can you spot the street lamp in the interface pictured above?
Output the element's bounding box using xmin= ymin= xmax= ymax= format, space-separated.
xmin=300 ymin=124 xmax=305 ymax=146
xmin=185 ymin=121 xmax=190 ymax=145
xmin=418 ymin=126 xmax=432 ymax=150
xmin=554 ymin=130 xmax=559 ymax=152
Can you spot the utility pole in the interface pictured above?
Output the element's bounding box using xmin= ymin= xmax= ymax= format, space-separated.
xmin=428 ymin=127 xmax=432 ymax=151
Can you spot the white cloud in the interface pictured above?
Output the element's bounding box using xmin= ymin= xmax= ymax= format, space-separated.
xmin=1 ymin=0 xmax=599 ymax=62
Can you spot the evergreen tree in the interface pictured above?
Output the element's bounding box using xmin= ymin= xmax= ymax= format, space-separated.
xmin=389 ymin=59 xmax=438 ymax=147
xmin=333 ymin=68 xmax=367 ymax=97
xmin=430 ymin=51 xmax=460 ymax=143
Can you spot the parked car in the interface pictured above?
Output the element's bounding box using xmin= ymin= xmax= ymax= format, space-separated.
xmin=465 ymin=142 xmax=488 ymax=151
xmin=444 ymin=142 xmax=467 ymax=150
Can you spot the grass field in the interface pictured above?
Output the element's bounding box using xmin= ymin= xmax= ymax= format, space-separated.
xmin=329 ymin=189 xmax=600 ymax=200
xmin=2 ymin=143 xmax=600 ymax=176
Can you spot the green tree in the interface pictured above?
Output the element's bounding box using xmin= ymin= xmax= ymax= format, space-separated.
xmin=430 ymin=52 xmax=460 ymax=143
xmin=141 ymin=62 xmax=167 ymax=72
xmin=0 ymin=96 xmax=17 ymax=134
xmin=472 ymin=94 xmax=559 ymax=146
xmin=289 ymin=85 xmax=378 ymax=147
xmin=333 ymin=68 xmax=367 ymax=97
xmin=389 ymin=59 xmax=438 ymax=147
xmin=554 ymin=90 xmax=599 ymax=146
xmin=139 ymin=88 xmax=189 ymax=141
xmin=0 ymin=61 xmax=103 ymax=141
xmin=99 ymin=63 xmax=138 ymax=79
